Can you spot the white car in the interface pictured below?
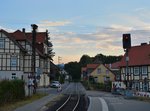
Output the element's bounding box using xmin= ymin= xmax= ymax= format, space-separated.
xmin=50 ymin=81 xmax=61 ymax=88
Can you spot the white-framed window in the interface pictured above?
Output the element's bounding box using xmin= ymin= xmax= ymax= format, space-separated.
xmin=0 ymin=38 xmax=4 ymax=48
xmin=10 ymin=56 xmax=17 ymax=67
xmin=97 ymin=68 xmax=101 ymax=74
xmin=134 ymin=67 xmax=139 ymax=75
xmin=142 ymin=66 xmax=147 ymax=75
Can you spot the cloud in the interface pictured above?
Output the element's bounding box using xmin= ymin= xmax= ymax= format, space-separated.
xmin=38 ymin=20 xmax=72 ymax=27
xmin=0 ymin=26 xmax=15 ymax=32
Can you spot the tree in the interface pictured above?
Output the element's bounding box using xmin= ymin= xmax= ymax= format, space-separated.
xmin=94 ymin=53 xmax=122 ymax=64
xmin=46 ymin=31 xmax=55 ymax=60
xmin=64 ymin=62 xmax=81 ymax=80
xmin=79 ymin=54 xmax=92 ymax=67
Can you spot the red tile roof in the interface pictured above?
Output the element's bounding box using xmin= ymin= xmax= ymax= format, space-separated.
xmin=87 ymin=64 xmax=99 ymax=69
xmin=26 ymin=32 xmax=46 ymax=43
xmin=81 ymin=67 xmax=87 ymax=72
xmin=111 ymin=61 xmax=121 ymax=69
xmin=11 ymin=30 xmax=26 ymax=40
xmin=10 ymin=30 xmax=47 ymax=43
xmin=120 ymin=44 xmax=150 ymax=67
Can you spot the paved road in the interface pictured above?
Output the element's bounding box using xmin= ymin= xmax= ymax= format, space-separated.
xmin=86 ymin=90 xmax=150 ymax=111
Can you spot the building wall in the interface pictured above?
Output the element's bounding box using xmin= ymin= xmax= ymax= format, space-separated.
xmin=0 ymin=30 xmax=51 ymax=88
xmin=38 ymin=74 xmax=50 ymax=87
xmin=121 ymin=65 xmax=150 ymax=91
xmin=0 ymin=71 xmax=23 ymax=80
xmin=91 ymin=64 xmax=115 ymax=83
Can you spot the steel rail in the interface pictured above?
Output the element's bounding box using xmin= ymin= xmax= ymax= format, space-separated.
xmin=56 ymin=94 xmax=71 ymax=111
xmin=56 ymin=83 xmax=80 ymax=111
xmin=73 ymin=82 xmax=80 ymax=111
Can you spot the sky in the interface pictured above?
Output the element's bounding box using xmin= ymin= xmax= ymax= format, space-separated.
xmin=0 ymin=0 xmax=150 ymax=64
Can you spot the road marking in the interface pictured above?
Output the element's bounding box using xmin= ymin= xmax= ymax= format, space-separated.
xmin=87 ymin=97 xmax=92 ymax=111
xmin=99 ymin=98 xmax=109 ymax=111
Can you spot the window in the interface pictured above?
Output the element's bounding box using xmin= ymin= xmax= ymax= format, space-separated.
xmin=0 ymin=38 xmax=4 ymax=48
xmin=142 ymin=66 xmax=147 ymax=75
xmin=134 ymin=67 xmax=139 ymax=75
xmin=10 ymin=56 xmax=17 ymax=67
xmin=104 ymin=76 xmax=110 ymax=81
xmin=97 ymin=68 xmax=101 ymax=74
xmin=106 ymin=70 xmax=109 ymax=75
xmin=12 ymin=73 xmax=16 ymax=79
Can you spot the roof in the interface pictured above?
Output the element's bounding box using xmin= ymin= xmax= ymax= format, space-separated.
xmin=10 ymin=30 xmax=47 ymax=43
xmin=105 ymin=61 xmax=121 ymax=69
xmin=81 ymin=67 xmax=87 ymax=72
xmin=10 ymin=30 xmax=26 ymax=41
xmin=8 ymin=29 xmax=48 ymax=57
xmin=87 ymin=64 xmax=99 ymax=69
xmin=111 ymin=61 xmax=121 ymax=69
xmin=120 ymin=43 xmax=150 ymax=67
xmin=26 ymin=32 xmax=47 ymax=43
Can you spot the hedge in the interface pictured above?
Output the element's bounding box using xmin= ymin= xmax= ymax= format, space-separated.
xmin=0 ymin=79 xmax=25 ymax=105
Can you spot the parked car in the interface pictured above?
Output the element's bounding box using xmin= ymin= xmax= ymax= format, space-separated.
xmin=50 ymin=81 xmax=61 ymax=88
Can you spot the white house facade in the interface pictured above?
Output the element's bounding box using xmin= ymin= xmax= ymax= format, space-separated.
xmin=0 ymin=27 xmax=52 ymax=87
xmin=120 ymin=43 xmax=150 ymax=92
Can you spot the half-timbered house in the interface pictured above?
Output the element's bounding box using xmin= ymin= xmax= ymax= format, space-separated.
xmin=120 ymin=43 xmax=150 ymax=91
xmin=0 ymin=29 xmax=26 ymax=80
xmin=0 ymin=27 xmax=52 ymax=87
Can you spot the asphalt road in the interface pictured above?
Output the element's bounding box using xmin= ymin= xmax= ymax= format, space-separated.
xmin=86 ymin=90 xmax=150 ymax=111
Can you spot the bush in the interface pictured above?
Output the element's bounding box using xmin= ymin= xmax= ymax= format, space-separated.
xmin=0 ymin=79 xmax=25 ymax=105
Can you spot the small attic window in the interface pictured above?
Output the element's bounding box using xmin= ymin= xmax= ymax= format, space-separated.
xmin=97 ymin=68 xmax=101 ymax=74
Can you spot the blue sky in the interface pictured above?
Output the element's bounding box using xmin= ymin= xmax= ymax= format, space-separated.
xmin=0 ymin=0 xmax=150 ymax=63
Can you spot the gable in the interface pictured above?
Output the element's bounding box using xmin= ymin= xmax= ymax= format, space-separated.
xmin=0 ymin=30 xmax=21 ymax=53
xmin=91 ymin=64 xmax=114 ymax=76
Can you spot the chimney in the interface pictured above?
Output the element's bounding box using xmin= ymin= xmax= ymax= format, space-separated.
xmin=22 ymin=28 xmax=25 ymax=33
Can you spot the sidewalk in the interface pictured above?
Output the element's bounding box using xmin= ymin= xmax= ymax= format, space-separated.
xmin=14 ymin=93 xmax=58 ymax=111
xmin=14 ymin=82 xmax=69 ymax=111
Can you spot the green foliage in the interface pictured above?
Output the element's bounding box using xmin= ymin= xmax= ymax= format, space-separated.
xmin=79 ymin=54 xmax=92 ymax=67
xmin=64 ymin=62 xmax=81 ymax=80
xmin=59 ymin=75 xmax=65 ymax=84
xmin=0 ymin=80 xmax=25 ymax=105
xmin=94 ymin=53 xmax=122 ymax=64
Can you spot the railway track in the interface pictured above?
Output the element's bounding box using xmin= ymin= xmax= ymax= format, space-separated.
xmin=56 ymin=83 xmax=80 ymax=111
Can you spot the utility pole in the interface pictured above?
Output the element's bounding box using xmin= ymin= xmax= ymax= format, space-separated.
xmin=31 ymin=24 xmax=38 ymax=94
xmin=122 ymin=34 xmax=131 ymax=90
xmin=125 ymin=48 xmax=129 ymax=89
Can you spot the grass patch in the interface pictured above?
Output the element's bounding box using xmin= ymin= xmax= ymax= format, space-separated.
xmin=0 ymin=93 xmax=47 ymax=111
